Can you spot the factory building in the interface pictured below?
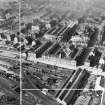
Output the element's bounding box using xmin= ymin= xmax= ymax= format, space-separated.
xmin=61 ymin=24 xmax=78 ymax=42
xmin=75 ymin=48 xmax=92 ymax=66
xmin=43 ymin=20 xmax=78 ymax=41
xmin=87 ymin=28 xmax=99 ymax=47
xmin=69 ymin=48 xmax=79 ymax=59
xmin=35 ymin=41 xmax=52 ymax=58
xmin=44 ymin=25 xmax=66 ymax=40
xmin=56 ymin=69 xmax=90 ymax=105
xmin=29 ymin=40 xmax=42 ymax=52
xmin=45 ymin=43 xmax=61 ymax=56
xmin=101 ymin=25 xmax=105 ymax=44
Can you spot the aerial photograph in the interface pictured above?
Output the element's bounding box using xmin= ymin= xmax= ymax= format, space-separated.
xmin=0 ymin=0 xmax=20 ymax=105
xmin=22 ymin=89 xmax=103 ymax=105
xmin=0 ymin=0 xmax=105 ymax=105
xmin=102 ymin=91 xmax=105 ymax=105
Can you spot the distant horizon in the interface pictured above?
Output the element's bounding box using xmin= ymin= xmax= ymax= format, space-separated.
xmin=0 ymin=0 xmax=17 ymax=2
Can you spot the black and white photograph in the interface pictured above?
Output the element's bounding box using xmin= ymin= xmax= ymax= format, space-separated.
xmin=0 ymin=0 xmax=105 ymax=105
xmin=102 ymin=91 xmax=105 ymax=105
xmin=22 ymin=89 xmax=103 ymax=105
xmin=0 ymin=0 xmax=20 ymax=105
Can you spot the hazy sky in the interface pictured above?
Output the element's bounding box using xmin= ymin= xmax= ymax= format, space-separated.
xmin=0 ymin=0 xmax=17 ymax=2
xmin=0 ymin=0 xmax=105 ymax=17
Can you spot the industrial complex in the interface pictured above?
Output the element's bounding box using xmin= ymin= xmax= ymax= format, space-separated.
xmin=0 ymin=0 xmax=105 ymax=105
